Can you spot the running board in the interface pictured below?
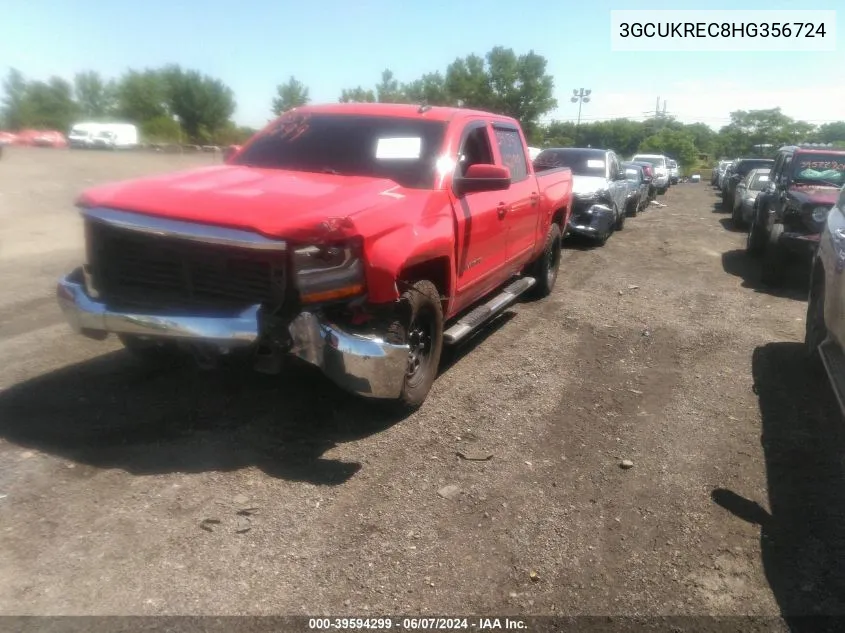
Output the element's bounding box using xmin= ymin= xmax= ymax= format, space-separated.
xmin=819 ymin=338 xmax=845 ymax=417
xmin=443 ymin=277 xmax=536 ymax=344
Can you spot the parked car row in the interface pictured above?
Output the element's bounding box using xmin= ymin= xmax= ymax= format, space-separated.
xmin=532 ymin=147 xmax=676 ymax=245
xmin=713 ymin=144 xmax=845 ymax=416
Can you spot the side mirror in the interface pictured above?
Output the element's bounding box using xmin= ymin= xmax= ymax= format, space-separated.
xmin=454 ymin=164 xmax=511 ymax=195
xmin=223 ymin=145 xmax=241 ymax=163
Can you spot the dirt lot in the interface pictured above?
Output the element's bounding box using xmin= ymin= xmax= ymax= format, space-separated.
xmin=1 ymin=147 xmax=843 ymax=619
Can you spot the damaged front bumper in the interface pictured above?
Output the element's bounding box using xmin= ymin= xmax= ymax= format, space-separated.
xmin=567 ymin=203 xmax=615 ymax=239
xmin=56 ymin=271 xmax=410 ymax=399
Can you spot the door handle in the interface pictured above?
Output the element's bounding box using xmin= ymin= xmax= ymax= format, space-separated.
xmin=529 ymin=193 xmax=539 ymax=206
xmin=497 ymin=203 xmax=509 ymax=219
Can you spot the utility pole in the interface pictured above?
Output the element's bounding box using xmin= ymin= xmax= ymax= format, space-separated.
xmin=571 ymin=88 xmax=591 ymax=146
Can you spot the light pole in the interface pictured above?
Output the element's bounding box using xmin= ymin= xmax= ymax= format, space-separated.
xmin=571 ymin=88 xmax=591 ymax=146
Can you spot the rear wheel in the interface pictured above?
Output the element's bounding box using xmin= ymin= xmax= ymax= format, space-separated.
xmin=527 ymin=223 xmax=562 ymax=298
xmin=614 ymin=204 xmax=625 ymax=230
xmin=760 ymin=223 xmax=786 ymax=286
xmin=731 ymin=198 xmax=746 ymax=228
xmin=746 ymin=205 xmax=767 ymax=256
xmin=385 ymin=280 xmax=444 ymax=409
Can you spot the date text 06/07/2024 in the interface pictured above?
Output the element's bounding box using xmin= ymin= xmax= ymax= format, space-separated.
xmin=307 ymin=617 xmax=528 ymax=630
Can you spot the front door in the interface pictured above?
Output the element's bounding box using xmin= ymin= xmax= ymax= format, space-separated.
xmin=452 ymin=122 xmax=509 ymax=310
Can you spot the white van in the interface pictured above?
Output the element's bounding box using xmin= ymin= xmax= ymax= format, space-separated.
xmin=631 ymin=153 xmax=670 ymax=194
xmin=69 ymin=122 xmax=138 ymax=150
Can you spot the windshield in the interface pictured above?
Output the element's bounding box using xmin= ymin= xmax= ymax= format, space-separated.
xmin=632 ymin=155 xmax=665 ymax=168
xmin=534 ymin=149 xmax=607 ymax=177
xmin=233 ymin=112 xmax=448 ymax=189
xmin=735 ymin=159 xmax=773 ymax=177
xmin=623 ymin=166 xmax=641 ymax=182
xmin=791 ymin=154 xmax=845 ymax=187
xmin=748 ymin=170 xmax=770 ymax=191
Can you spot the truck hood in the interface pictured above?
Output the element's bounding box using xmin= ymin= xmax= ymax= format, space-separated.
xmin=76 ymin=164 xmax=425 ymax=240
xmin=788 ymin=185 xmax=840 ymax=206
xmin=571 ymin=175 xmax=608 ymax=195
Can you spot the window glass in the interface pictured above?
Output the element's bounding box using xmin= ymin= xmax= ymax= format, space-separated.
xmin=494 ymin=127 xmax=528 ymax=181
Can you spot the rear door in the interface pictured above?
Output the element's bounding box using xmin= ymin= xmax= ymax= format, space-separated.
xmin=607 ymin=152 xmax=628 ymax=214
xmin=491 ymin=123 xmax=537 ymax=266
xmin=452 ymin=121 xmax=509 ymax=304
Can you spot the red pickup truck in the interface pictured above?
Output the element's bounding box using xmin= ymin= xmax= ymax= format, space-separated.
xmin=57 ymin=103 xmax=572 ymax=407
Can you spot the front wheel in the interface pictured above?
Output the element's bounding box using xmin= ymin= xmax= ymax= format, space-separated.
xmin=731 ymin=199 xmax=746 ymax=228
xmin=615 ymin=204 xmax=625 ymax=230
xmin=385 ymin=280 xmax=444 ymax=409
xmin=805 ymin=268 xmax=827 ymax=364
xmin=527 ymin=222 xmax=562 ymax=298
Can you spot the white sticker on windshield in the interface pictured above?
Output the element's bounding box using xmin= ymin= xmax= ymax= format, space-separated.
xmin=376 ymin=137 xmax=422 ymax=159
xmin=587 ymin=159 xmax=605 ymax=169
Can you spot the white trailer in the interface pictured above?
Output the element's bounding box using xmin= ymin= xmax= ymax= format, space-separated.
xmin=69 ymin=122 xmax=139 ymax=149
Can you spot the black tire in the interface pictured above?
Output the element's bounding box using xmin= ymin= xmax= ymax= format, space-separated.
xmin=657 ymin=187 xmax=667 ymax=196
xmin=746 ymin=205 xmax=767 ymax=257
xmin=527 ymin=222 xmax=562 ymax=299
xmin=626 ymin=197 xmax=638 ymax=218
xmin=385 ymin=280 xmax=444 ymax=409
xmin=615 ymin=204 xmax=625 ymax=230
xmin=118 ymin=334 xmax=184 ymax=368
xmin=805 ymin=265 xmax=827 ymax=370
xmin=731 ymin=199 xmax=746 ymax=228
xmin=761 ymin=223 xmax=786 ymax=286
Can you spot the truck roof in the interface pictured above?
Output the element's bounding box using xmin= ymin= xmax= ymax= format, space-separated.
xmin=286 ymin=102 xmax=518 ymax=125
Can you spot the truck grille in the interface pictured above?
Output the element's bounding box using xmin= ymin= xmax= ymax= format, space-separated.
xmin=86 ymin=221 xmax=287 ymax=310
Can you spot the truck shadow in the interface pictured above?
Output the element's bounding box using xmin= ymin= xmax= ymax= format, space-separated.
xmin=721 ymin=249 xmax=809 ymax=301
xmin=718 ymin=218 xmax=744 ymax=233
xmin=0 ymin=319 xmax=512 ymax=486
xmin=711 ymin=342 xmax=845 ymax=627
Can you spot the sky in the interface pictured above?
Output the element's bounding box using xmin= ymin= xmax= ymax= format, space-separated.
xmin=2 ymin=0 xmax=843 ymax=131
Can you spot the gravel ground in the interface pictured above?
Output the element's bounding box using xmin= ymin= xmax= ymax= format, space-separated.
xmin=0 ymin=147 xmax=843 ymax=619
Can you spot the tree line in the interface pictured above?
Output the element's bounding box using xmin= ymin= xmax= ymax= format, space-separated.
xmin=4 ymin=46 xmax=845 ymax=164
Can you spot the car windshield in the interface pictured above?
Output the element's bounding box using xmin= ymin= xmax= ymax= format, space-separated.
xmin=748 ymin=171 xmax=770 ymax=190
xmin=534 ymin=149 xmax=607 ymax=177
xmin=632 ymin=156 xmax=665 ymax=168
xmin=623 ymin=166 xmax=641 ymax=181
xmin=791 ymin=154 xmax=845 ymax=186
xmin=735 ymin=159 xmax=773 ymax=177
xmin=233 ymin=112 xmax=448 ymax=189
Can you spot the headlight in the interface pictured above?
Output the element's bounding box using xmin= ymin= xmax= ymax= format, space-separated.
xmin=812 ymin=205 xmax=831 ymax=224
xmin=292 ymin=240 xmax=365 ymax=304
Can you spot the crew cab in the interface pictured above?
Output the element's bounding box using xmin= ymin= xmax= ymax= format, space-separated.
xmin=534 ymin=147 xmax=628 ymax=244
xmin=747 ymin=146 xmax=845 ymax=285
xmin=56 ymin=103 xmax=573 ymax=408
xmin=805 ymin=184 xmax=845 ymax=416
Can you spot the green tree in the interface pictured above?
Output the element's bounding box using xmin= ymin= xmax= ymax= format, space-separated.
xmin=272 ymin=76 xmax=309 ymax=115
xmin=484 ymin=47 xmax=556 ymax=139
xmin=74 ymin=71 xmax=116 ymax=119
xmin=167 ymin=67 xmax=236 ymax=142
xmin=375 ymin=69 xmax=405 ymax=103
xmin=115 ymin=69 xmax=170 ymax=123
xmin=816 ymin=121 xmax=845 ymax=144
xmin=443 ymin=53 xmax=493 ymax=110
xmin=1 ymin=68 xmax=30 ymax=130
xmin=24 ymin=77 xmax=78 ymax=131
xmin=339 ymin=86 xmax=376 ymax=103
xmin=639 ymin=128 xmax=697 ymax=166
xmin=718 ymin=108 xmax=813 ymax=156
xmin=401 ymin=72 xmax=449 ymax=106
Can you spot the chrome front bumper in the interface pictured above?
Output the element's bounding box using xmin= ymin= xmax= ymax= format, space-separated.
xmin=56 ymin=274 xmax=410 ymax=399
